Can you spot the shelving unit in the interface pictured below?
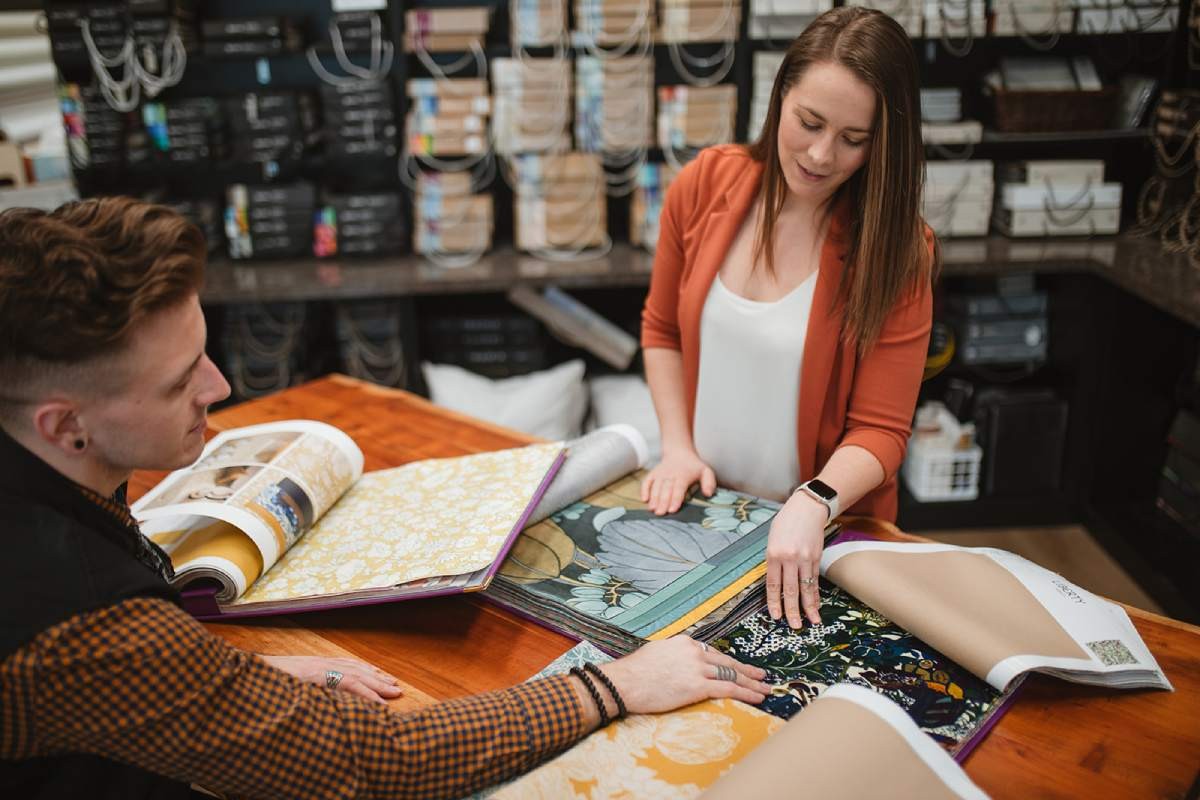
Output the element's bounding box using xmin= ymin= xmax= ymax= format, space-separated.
xmin=31 ymin=0 xmax=1200 ymax=616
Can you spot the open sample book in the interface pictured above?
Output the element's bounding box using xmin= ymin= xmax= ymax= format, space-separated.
xmin=483 ymin=432 xmax=1173 ymax=759
xmin=133 ymin=420 xmax=565 ymax=618
xmin=479 ymin=643 xmax=987 ymax=799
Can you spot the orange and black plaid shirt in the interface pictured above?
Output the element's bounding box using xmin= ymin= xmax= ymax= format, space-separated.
xmin=0 ymin=489 xmax=588 ymax=800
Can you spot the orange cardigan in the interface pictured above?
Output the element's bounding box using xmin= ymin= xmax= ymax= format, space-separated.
xmin=641 ymin=145 xmax=933 ymax=521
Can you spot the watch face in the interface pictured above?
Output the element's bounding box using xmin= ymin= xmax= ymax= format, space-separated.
xmin=806 ymin=479 xmax=837 ymax=501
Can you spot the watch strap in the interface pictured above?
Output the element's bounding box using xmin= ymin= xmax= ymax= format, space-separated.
xmin=795 ymin=479 xmax=840 ymax=521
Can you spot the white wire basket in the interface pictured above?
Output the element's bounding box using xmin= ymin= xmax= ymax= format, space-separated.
xmin=902 ymin=402 xmax=982 ymax=502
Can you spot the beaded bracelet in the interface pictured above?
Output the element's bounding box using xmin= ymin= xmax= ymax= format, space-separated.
xmin=583 ymin=662 xmax=627 ymax=720
xmin=569 ymin=666 xmax=610 ymax=727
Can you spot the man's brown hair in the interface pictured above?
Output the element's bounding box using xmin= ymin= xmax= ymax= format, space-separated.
xmin=0 ymin=197 xmax=205 ymax=414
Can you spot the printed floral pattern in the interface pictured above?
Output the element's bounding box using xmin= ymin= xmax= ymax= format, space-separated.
xmin=497 ymin=474 xmax=776 ymax=625
xmin=707 ymin=580 xmax=1009 ymax=753
xmin=235 ymin=443 xmax=561 ymax=605
xmin=490 ymin=699 xmax=783 ymax=799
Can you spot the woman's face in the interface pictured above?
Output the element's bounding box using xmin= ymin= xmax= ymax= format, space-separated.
xmin=776 ymin=60 xmax=876 ymax=206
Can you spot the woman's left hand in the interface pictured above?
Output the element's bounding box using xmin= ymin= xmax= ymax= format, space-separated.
xmin=765 ymin=491 xmax=830 ymax=628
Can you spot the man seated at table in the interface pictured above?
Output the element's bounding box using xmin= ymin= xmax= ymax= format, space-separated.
xmin=0 ymin=198 xmax=772 ymax=799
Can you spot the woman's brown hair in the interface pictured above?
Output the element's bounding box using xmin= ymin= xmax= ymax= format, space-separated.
xmin=748 ymin=6 xmax=938 ymax=354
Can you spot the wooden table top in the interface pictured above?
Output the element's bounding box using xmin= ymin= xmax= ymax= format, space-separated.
xmin=129 ymin=374 xmax=1200 ymax=799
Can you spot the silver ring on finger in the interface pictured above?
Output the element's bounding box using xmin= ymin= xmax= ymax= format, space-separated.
xmin=799 ymin=577 xmax=818 ymax=586
xmin=714 ymin=664 xmax=738 ymax=682
xmin=699 ymin=641 xmax=709 ymax=653
xmin=325 ymin=670 xmax=344 ymax=690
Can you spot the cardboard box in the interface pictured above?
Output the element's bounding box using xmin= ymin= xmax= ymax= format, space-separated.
xmin=999 ymin=159 xmax=1105 ymax=186
xmin=403 ymin=33 xmax=485 ymax=52
xmin=922 ymin=120 xmax=984 ymax=145
xmin=991 ymin=3 xmax=1074 ymax=35
xmin=999 ymin=181 xmax=1121 ymax=210
xmin=924 ymin=198 xmax=992 ymax=237
xmin=405 ymin=6 xmax=491 ymax=34
xmin=407 ymin=78 xmax=489 ymax=98
xmin=994 ymin=206 xmax=1120 ymax=236
xmin=407 ymin=112 xmax=487 ymax=136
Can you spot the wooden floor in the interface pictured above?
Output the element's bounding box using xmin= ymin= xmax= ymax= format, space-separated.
xmin=914 ymin=524 xmax=1166 ymax=615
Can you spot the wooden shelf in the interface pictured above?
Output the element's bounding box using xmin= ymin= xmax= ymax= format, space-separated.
xmin=200 ymin=236 xmax=1200 ymax=329
xmin=980 ymin=127 xmax=1151 ymax=145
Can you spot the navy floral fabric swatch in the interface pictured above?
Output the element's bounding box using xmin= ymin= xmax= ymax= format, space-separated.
xmin=708 ymin=580 xmax=1012 ymax=754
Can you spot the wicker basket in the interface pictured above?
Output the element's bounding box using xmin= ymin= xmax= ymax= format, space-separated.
xmin=990 ymin=87 xmax=1120 ymax=132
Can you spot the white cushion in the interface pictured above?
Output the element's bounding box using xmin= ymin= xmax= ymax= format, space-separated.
xmin=421 ymin=359 xmax=588 ymax=442
xmin=587 ymin=375 xmax=662 ymax=463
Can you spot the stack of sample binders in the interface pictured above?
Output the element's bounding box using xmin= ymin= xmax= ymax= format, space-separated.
xmin=631 ymin=163 xmax=677 ymax=250
xmin=423 ymin=313 xmax=548 ymax=378
xmin=659 ymin=0 xmax=742 ymax=42
xmin=512 ymin=153 xmax=608 ymax=253
xmin=223 ymin=92 xmax=316 ymax=165
xmin=320 ymin=79 xmax=397 ymax=158
xmin=921 ymin=87 xmax=983 ymax=146
xmin=225 ymin=182 xmax=317 ymax=259
xmin=413 ymin=171 xmax=495 ymax=258
xmin=407 ymin=77 xmax=490 ymax=157
xmin=575 ymin=56 xmax=654 ymax=154
xmin=991 ymin=0 xmax=1074 ymax=36
xmin=59 ymin=83 xmax=145 ymax=170
xmin=994 ymin=159 xmax=1121 ymax=236
xmin=747 ymin=51 xmax=784 ymax=142
xmin=201 ymin=16 xmax=303 ymax=59
xmin=141 ymin=97 xmax=225 ymax=164
xmin=1075 ymin=0 xmax=1178 ymax=33
xmin=657 ymin=84 xmax=737 ymax=151
xmin=845 ymin=0 xmax=923 ymax=35
xmin=492 ymin=57 xmax=573 ymax=155
xmin=511 ymin=0 xmax=569 ymax=46
xmin=747 ymin=0 xmax=832 ymax=39
xmin=574 ymin=0 xmax=657 ymax=46
xmin=923 ymin=0 xmax=986 ymax=38
xmin=46 ymin=3 xmax=125 ymax=80
xmin=404 ymin=6 xmax=490 ymax=52
xmin=924 ymin=160 xmax=994 ymax=237
xmin=314 ymin=192 xmax=406 ymax=258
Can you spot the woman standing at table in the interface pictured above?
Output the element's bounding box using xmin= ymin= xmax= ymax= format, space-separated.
xmin=640 ymin=7 xmax=938 ymax=630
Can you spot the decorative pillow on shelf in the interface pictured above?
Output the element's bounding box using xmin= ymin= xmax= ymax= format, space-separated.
xmin=587 ymin=375 xmax=662 ymax=463
xmin=421 ymin=359 xmax=588 ymax=442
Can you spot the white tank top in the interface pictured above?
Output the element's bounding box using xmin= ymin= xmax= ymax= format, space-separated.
xmin=692 ymin=273 xmax=817 ymax=502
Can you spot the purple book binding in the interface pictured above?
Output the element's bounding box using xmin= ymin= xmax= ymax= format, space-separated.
xmin=180 ymin=448 xmax=567 ymax=620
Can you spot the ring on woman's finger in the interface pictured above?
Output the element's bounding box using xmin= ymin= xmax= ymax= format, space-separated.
xmin=714 ymin=664 xmax=738 ymax=682
xmin=699 ymin=641 xmax=709 ymax=653
xmin=799 ymin=577 xmax=818 ymax=586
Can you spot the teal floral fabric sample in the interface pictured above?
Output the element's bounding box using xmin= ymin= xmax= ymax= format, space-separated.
xmin=495 ymin=474 xmax=776 ymax=640
xmin=707 ymin=580 xmax=1012 ymax=754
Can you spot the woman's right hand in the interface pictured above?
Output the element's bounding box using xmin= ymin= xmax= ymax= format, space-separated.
xmin=640 ymin=449 xmax=717 ymax=515
xmin=598 ymin=636 xmax=771 ymax=714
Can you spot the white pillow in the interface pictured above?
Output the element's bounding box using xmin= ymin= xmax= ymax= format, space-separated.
xmin=422 ymin=359 xmax=588 ymax=442
xmin=587 ymin=375 xmax=662 ymax=463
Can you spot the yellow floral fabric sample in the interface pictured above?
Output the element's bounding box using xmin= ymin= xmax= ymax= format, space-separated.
xmin=236 ymin=443 xmax=562 ymax=605
xmin=491 ymin=698 xmax=783 ymax=799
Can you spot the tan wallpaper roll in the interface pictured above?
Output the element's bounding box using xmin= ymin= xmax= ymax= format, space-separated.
xmin=701 ymin=696 xmax=963 ymax=800
xmin=826 ymin=550 xmax=1087 ymax=684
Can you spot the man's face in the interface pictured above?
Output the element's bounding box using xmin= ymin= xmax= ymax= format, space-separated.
xmin=82 ymin=294 xmax=231 ymax=474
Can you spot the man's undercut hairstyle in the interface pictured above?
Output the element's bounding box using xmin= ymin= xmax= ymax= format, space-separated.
xmin=0 ymin=196 xmax=205 ymax=417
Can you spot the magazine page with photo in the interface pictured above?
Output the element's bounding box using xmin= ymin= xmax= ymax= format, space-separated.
xmin=134 ymin=421 xmax=364 ymax=603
